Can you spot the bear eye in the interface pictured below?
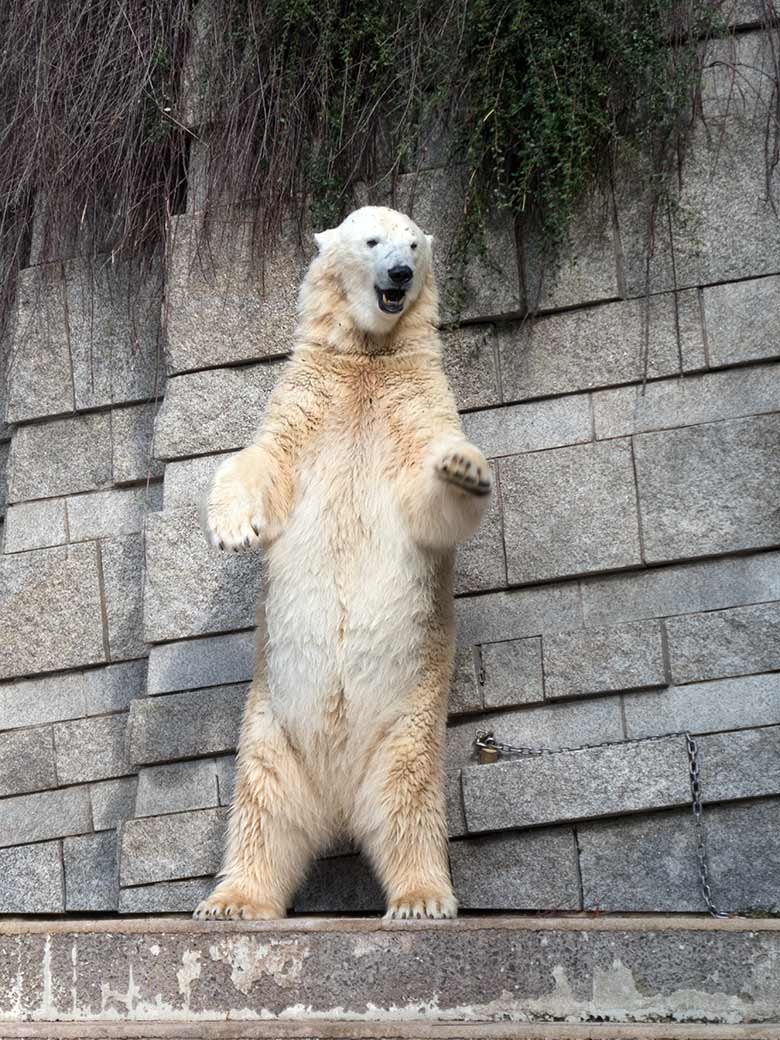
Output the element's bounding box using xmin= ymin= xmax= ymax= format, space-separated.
xmin=410 ymin=241 xmax=418 ymax=250
xmin=366 ymin=238 xmax=378 ymax=247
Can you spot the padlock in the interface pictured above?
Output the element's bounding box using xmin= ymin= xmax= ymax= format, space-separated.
xmin=479 ymin=745 xmax=498 ymax=764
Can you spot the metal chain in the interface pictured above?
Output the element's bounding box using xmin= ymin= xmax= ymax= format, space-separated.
xmin=473 ymin=728 xmax=729 ymax=918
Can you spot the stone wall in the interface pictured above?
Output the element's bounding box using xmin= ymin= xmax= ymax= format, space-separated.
xmin=0 ymin=17 xmax=779 ymax=916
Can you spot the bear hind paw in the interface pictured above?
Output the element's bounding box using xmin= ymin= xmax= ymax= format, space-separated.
xmin=193 ymin=888 xmax=285 ymax=921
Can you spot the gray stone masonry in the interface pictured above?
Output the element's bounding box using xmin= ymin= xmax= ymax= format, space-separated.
xmin=215 ymin=754 xmax=236 ymax=806
xmin=89 ymin=776 xmax=138 ymax=832
xmin=0 ymin=786 xmax=92 ymax=848
xmin=624 ymin=672 xmax=780 ymax=738
xmin=501 ymin=439 xmax=642 ymax=584
xmin=479 ymin=637 xmax=544 ymax=709
xmin=0 ymin=841 xmax=64 ymax=914
xmin=449 ymin=827 xmax=581 ymax=910
xmin=294 ymin=854 xmax=384 ymax=913
xmin=54 ymin=713 xmax=131 ymax=785
xmin=135 ymin=758 xmax=220 ymax=817
xmin=63 ymin=831 xmax=118 ymax=912
xmin=117 ymin=876 xmax=212 ymax=913
xmin=165 ymin=212 xmax=306 ymax=374
xmin=634 ymin=414 xmax=780 ymax=564
xmin=703 ymin=275 xmax=780 ymax=366
xmin=698 ymin=725 xmax=780 ymax=803
xmin=8 ymin=412 xmax=112 ymax=502
xmin=499 ymin=290 xmax=705 ymax=403
xmin=144 ymin=507 xmax=261 ymax=641
xmin=162 ymin=451 xmax=229 ymax=509
xmin=665 ymin=601 xmax=780 ymax=684
xmin=543 ymin=620 xmax=667 ymax=701
xmin=0 ymin=544 xmax=105 ymax=681
xmin=147 ymin=629 xmax=255 ymax=695
xmin=66 ymin=485 xmax=162 ymax=542
xmin=0 ymin=726 xmax=57 ymax=797
xmin=454 ymin=461 xmax=506 ymax=594
xmin=592 ymin=361 xmax=780 ymax=439
xmin=111 ymin=401 xmax=164 ymax=484
xmin=462 ymin=392 xmax=592 ymax=460
xmin=3 ymin=497 xmax=67 ymax=553
xmin=440 ymin=324 xmax=500 ymax=411
xmin=101 ymin=533 xmax=147 ymax=660
xmin=579 ymin=797 xmax=780 ymax=913
xmin=127 ymin=683 xmax=245 ymax=765
xmin=154 ymin=362 xmax=283 ymax=461
xmin=448 ymin=643 xmax=482 ymax=715
xmin=461 ymin=735 xmax=689 ymax=832
xmin=119 ymin=806 xmax=226 ymax=885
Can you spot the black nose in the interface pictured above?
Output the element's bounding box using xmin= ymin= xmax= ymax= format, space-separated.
xmin=388 ymin=264 xmax=413 ymax=285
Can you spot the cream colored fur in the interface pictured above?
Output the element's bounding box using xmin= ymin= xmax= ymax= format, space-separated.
xmin=194 ymin=206 xmax=491 ymax=921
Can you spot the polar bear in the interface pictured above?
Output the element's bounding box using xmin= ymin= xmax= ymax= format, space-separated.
xmin=194 ymin=206 xmax=491 ymax=920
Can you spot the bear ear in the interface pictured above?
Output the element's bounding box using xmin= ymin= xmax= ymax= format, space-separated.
xmin=314 ymin=228 xmax=338 ymax=253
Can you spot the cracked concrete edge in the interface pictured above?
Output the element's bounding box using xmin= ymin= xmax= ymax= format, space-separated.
xmin=1 ymin=913 xmax=778 ymax=936
xmin=0 ymin=1020 xmax=779 ymax=1038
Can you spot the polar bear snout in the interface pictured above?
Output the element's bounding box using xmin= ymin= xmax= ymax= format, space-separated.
xmin=388 ymin=264 xmax=413 ymax=285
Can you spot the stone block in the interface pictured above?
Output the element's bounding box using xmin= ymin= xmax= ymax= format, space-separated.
xmin=0 ymin=442 xmax=8 ymax=516
xmin=147 ymin=630 xmax=255 ymax=696
xmin=163 ymin=452 xmax=230 ymax=509
xmin=63 ymin=831 xmax=118 ymax=912
xmin=0 ymin=727 xmax=57 ymax=798
xmin=634 ymin=414 xmax=780 ymax=563
xmin=445 ymin=769 xmax=466 ymax=837
xmin=440 ymin=325 xmax=500 ymax=411
xmin=624 ymin=672 xmax=780 ymax=738
xmin=449 ymin=827 xmax=580 ymax=910
xmin=448 ymin=643 xmax=482 ymax=716
xmin=582 ymin=549 xmax=780 ymax=628
xmin=461 ymin=735 xmax=689 ymax=833
xmin=54 ymin=713 xmax=130 ymax=784
xmin=135 ymin=759 xmax=219 ymax=817
xmin=394 ymin=168 xmax=522 ymax=322
xmin=119 ymin=806 xmax=227 ymax=885
xmin=6 ymin=267 xmax=75 ymax=423
xmin=446 ymin=695 xmax=624 ymax=769
xmin=499 ymin=291 xmax=705 ymax=404
xmin=699 ymin=31 xmax=777 ymax=121
xmin=0 ymin=841 xmax=64 ymax=913
xmin=118 ymin=877 xmax=213 ymax=913
xmin=153 ymin=363 xmax=282 ymax=461
xmin=0 ymin=673 xmax=84 ymax=730
xmin=501 ymin=439 xmax=641 ymax=584
xmin=579 ymin=797 xmax=780 ymax=913
xmin=454 ymin=462 xmax=505 ymax=594
xmin=66 ymin=485 xmax=162 ymax=542
xmin=111 ymin=402 xmax=164 ymax=484
xmin=127 ymin=684 xmax=245 ymax=765
xmin=294 ymin=854 xmax=384 ymax=913
xmin=704 ymin=275 xmax=780 ymax=366
xmin=0 ymin=544 xmax=105 ymax=681
xmin=90 ymin=777 xmax=138 ymax=832
xmin=0 ymin=786 xmax=92 ymax=847
xmin=666 ymin=602 xmax=780 ymax=684
xmin=101 ymin=534 xmax=147 ymax=660
xmin=143 ymin=508 xmax=261 ymax=642
xmin=521 ymin=190 xmax=619 ymax=311
xmin=543 ymin=620 xmax=667 ymax=701
xmin=592 ymin=362 xmax=780 ymax=439
xmin=215 ymin=755 xmax=236 ymax=806
xmin=3 ymin=498 xmax=67 ymax=553
xmin=462 ymin=392 xmax=592 ymax=460
xmin=479 ymin=637 xmax=544 ymax=709
xmin=671 ymin=117 xmax=780 ymax=288
xmin=81 ymin=659 xmax=147 ymax=714
xmin=8 ymin=413 xmax=112 ymax=502
xmin=456 ymin=580 xmax=583 ymax=648
xmin=166 ymin=212 xmax=306 ymax=374
xmin=698 ymin=725 xmax=780 ymax=802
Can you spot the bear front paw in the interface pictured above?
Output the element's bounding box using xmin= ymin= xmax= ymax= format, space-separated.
xmin=435 ymin=443 xmax=491 ymax=497
xmin=204 ymin=499 xmax=265 ymax=552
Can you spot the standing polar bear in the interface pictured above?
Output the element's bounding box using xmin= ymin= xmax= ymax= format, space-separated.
xmin=194 ymin=206 xmax=491 ymax=921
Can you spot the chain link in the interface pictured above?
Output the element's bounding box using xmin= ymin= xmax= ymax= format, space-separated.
xmin=473 ymin=728 xmax=728 ymax=919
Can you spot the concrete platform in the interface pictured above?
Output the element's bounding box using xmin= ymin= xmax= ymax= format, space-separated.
xmin=0 ymin=915 xmax=778 ymax=1036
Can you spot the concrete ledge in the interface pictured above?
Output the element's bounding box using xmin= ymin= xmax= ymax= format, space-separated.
xmin=0 ymin=916 xmax=778 ymax=1027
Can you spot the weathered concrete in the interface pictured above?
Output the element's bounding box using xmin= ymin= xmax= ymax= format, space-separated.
xmin=0 ymin=916 xmax=778 ymax=1027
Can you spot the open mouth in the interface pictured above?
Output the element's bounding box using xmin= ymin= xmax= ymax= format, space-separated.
xmin=375 ymin=286 xmax=406 ymax=314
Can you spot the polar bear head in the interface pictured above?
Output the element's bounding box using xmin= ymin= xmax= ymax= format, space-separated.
xmin=307 ymin=206 xmax=435 ymax=340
